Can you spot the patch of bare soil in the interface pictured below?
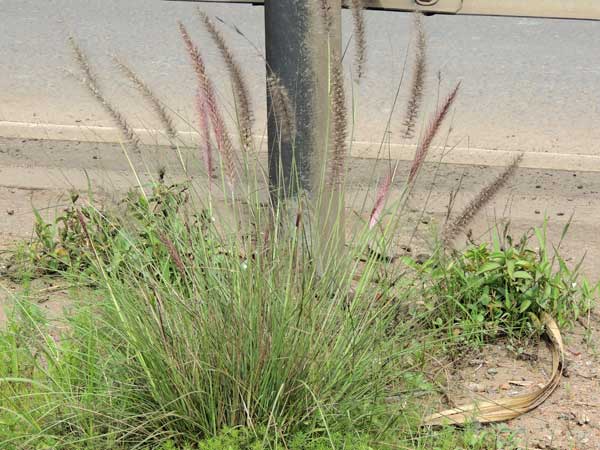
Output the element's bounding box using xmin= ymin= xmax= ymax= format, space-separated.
xmin=425 ymin=316 xmax=600 ymax=449
xmin=0 ymin=275 xmax=72 ymax=328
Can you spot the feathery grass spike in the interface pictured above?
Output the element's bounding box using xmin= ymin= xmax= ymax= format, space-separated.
xmin=157 ymin=232 xmax=187 ymax=278
xmin=329 ymin=56 xmax=348 ymax=188
xmin=369 ymin=171 xmax=392 ymax=229
xmin=408 ymin=82 xmax=460 ymax=184
xmin=350 ymin=0 xmax=367 ymax=80
xmin=70 ymin=37 xmax=140 ymax=151
xmin=403 ymin=13 xmax=427 ymax=139
xmin=198 ymin=10 xmax=253 ymax=150
xmin=197 ymin=89 xmax=215 ymax=183
xmin=317 ymin=0 xmax=333 ymax=31
xmin=267 ymin=74 xmax=296 ymax=143
xmin=114 ymin=58 xmax=178 ymax=142
xmin=442 ymin=153 xmax=523 ymax=246
xmin=179 ymin=22 xmax=237 ymax=186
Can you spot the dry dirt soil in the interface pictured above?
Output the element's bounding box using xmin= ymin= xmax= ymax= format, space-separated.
xmin=0 ymin=136 xmax=599 ymax=449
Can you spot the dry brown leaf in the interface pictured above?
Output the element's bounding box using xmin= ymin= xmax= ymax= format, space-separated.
xmin=424 ymin=313 xmax=564 ymax=426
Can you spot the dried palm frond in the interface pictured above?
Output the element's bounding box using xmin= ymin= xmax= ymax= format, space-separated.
xmin=424 ymin=313 xmax=564 ymax=425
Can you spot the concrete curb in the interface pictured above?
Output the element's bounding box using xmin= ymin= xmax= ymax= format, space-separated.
xmin=2 ymin=120 xmax=600 ymax=173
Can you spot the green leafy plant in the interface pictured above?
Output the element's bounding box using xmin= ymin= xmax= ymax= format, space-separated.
xmin=5 ymin=182 xmax=200 ymax=283
xmin=416 ymin=223 xmax=595 ymax=346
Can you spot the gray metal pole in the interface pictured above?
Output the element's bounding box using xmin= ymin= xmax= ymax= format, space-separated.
xmin=264 ymin=0 xmax=341 ymax=198
xmin=264 ymin=0 xmax=343 ymax=271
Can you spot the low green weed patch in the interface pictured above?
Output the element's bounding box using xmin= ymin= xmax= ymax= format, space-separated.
xmin=412 ymin=224 xmax=595 ymax=348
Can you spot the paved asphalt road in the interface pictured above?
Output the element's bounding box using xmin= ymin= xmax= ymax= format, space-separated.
xmin=3 ymin=0 xmax=600 ymax=161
